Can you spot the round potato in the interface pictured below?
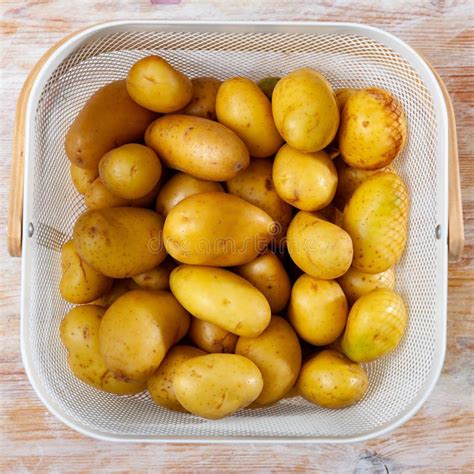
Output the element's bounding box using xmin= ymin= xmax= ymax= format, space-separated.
xmin=257 ymin=76 xmax=280 ymax=100
xmin=70 ymin=164 xmax=98 ymax=194
xmin=179 ymin=77 xmax=221 ymax=120
xmin=84 ymin=178 xmax=129 ymax=210
xmin=188 ymin=318 xmax=238 ymax=354
xmin=131 ymin=258 xmax=177 ymax=291
xmin=335 ymin=88 xmax=358 ymax=111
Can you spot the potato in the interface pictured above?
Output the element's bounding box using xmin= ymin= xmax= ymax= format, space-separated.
xmin=188 ymin=318 xmax=238 ymax=354
xmin=335 ymin=88 xmax=358 ymax=111
xmin=145 ymin=114 xmax=249 ymax=181
xmin=128 ymin=182 xmax=161 ymax=208
xmin=341 ymin=288 xmax=407 ymax=362
xmin=156 ymin=172 xmax=224 ymax=217
xmin=60 ymin=306 xmax=146 ymax=395
xmin=287 ymin=211 xmax=353 ymax=279
xmin=73 ymin=207 xmax=166 ymax=278
xmin=65 ymin=80 xmax=157 ymax=170
xmin=179 ymin=77 xmax=221 ymax=120
xmin=257 ymin=76 xmax=280 ymax=100
xmin=173 ymin=353 xmax=263 ymax=419
xmin=288 ymin=274 xmax=348 ymax=346
xmin=337 ymin=266 xmax=396 ymax=305
xmin=164 ymin=192 xmax=275 ymax=266
xmin=342 ymin=172 xmax=409 ymax=273
xmin=272 ymin=68 xmax=339 ymax=152
xmin=339 ymin=87 xmax=407 ymax=169
xmin=235 ymin=316 xmax=302 ymax=406
xmin=216 ymin=77 xmax=283 ymax=158
xmin=170 ymin=265 xmax=271 ymax=337
xmin=70 ymin=164 xmax=98 ymax=194
xmin=273 ymin=144 xmax=337 ymax=211
xmin=147 ymin=345 xmax=206 ymax=412
xmin=131 ymin=258 xmax=177 ymax=291
xmin=315 ymin=203 xmax=343 ymax=227
xmin=126 ymin=55 xmax=193 ymax=113
xmin=92 ymin=278 xmax=138 ymax=307
xmin=297 ymin=350 xmax=368 ymax=408
xmin=84 ymin=178 xmax=129 ymax=210
xmin=99 ymin=290 xmax=190 ymax=381
xmin=235 ymin=251 xmax=291 ymax=313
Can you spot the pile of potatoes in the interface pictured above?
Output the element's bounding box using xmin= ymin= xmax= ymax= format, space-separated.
xmin=59 ymin=55 xmax=410 ymax=420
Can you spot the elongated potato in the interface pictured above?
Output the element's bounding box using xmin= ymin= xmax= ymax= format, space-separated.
xmin=131 ymin=258 xmax=177 ymax=291
xmin=179 ymin=77 xmax=221 ymax=120
xmin=188 ymin=318 xmax=238 ymax=354
xmin=70 ymin=164 xmax=98 ymax=194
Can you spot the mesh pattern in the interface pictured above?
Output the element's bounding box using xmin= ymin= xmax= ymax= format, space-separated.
xmin=25 ymin=28 xmax=440 ymax=440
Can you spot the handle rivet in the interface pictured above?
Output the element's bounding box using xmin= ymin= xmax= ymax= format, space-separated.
xmin=28 ymin=223 xmax=34 ymax=238
xmin=435 ymin=224 xmax=441 ymax=239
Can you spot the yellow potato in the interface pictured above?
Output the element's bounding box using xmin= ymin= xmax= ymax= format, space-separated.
xmin=84 ymin=178 xmax=129 ymax=210
xmin=341 ymin=288 xmax=408 ymax=362
xmin=128 ymin=182 xmax=161 ymax=208
xmin=339 ymin=87 xmax=407 ymax=169
xmin=288 ymin=274 xmax=348 ymax=346
xmin=65 ymin=80 xmax=157 ymax=170
xmin=92 ymin=279 xmax=138 ymax=307
xmin=235 ymin=251 xmax=291 ymax=313
xmin=342 ymin=172 xmax=409 ymax=273
xmin=70 ymin=164 xmax=98 ymax=194
xmin=145 ymin=114 xmax=249 ymax=181
xmin=163 ymin=192 xmax=275 ymax=266
xmin=287 ymin=211 xmax=353 ymax=279
xmin=235 ymin=316 xmax=302 ymax=406
xmin=273 ymin=144 xmax=338 ymax=211
xmin=73 ymin=207 xmax=166 ymax=278
xmin=315 ymin=203 xmax=343 ymax=227
xmin=297 ymin=350 xmax=368 ymax=408
xmin=126 ymin=55 xmax=193 ymax=113
xmin=170 ymin=265 xmax=271 ymax=337
xmin=60 ymin=305 xmax=146 ymax=394
xmin=179 ymin=76 xmax=221 ymax=120
xmin=335 ymin=88 xmax=358 ymax=111
xmin=131 ymin=258 xmax=177 ymax=291
xmin=188 ymin=318 xmax=238 ymax=354
xmin=99 ymin=290 xmax=190 ymax=381
xmin=173 ymin=353 xmax=263 ymax=419
xmin=147 ymin=345 xmax=206 ymax=412
xmin=216 ymin=77 xmax=283 ymax=158
xmin=257 ymin=76 xmax=280 ymax=100
xmin=272 ymin=68 xmax=339 ymax=152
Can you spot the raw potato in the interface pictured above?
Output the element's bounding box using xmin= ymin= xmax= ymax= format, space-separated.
xmin=65 ymin=80 xmax=157 ymax=169
xmin=60 ymin=240 xmax=112 ymax=304
xmin=235 ymin=316 xmax=302 ymax=406
xmin=145 ymin=114 xmax=249 ymax=181
xmin=73 ymin=207 xmax=166 ymax=278
xmin=341 ymin=288 xmax=408 ymax=362
xmin=287 ymin=211 xmax=353 ymax=279
xmin=257 ymin=76 xmax=280 ymax=100
xmin=163 ymin=192 xmax=275 ymax=266
xmin=342 ymin=172 xmax=409 ymax=273
xmin=297 ymin=350 xmax=368 ymax=408
xmin=92 ymin=279 xmax=138 ymax=307
xmin=335 ymin=88 xmax=358 ymax=111
xmin=273 ymin=144 xmax=338 ymax=211
xmin=173 ymin=353 xmax=263 ymax=419
xmin=339 ymin=87 xmax=407 ymax=169
xmin=315 ymin=203 xmax=343 ymax=227
xmin=216 ymin=77 xmax=283 ymax=158
xmin=126 ymin=55 xmax=193 ymax=113
xmin=235 ymin=251 xmax=291 ymax=313
xmin=288 ymin=274 xmax=348 ymax=346
xmin=147 ymin=345 xmax=206 ymax=412
xmin=131 ymin=258 xmax=177 ymax=291
xmin=272 ymin=68 xmax=339 ymax=152
xmin=70 ymin=164 xmax=98 ymax=194
xmin=170 ymin=265 xmax=271 ymax=337
xmin=188 ymin=318 xmax=238 ymax=354
xmin=99 ymin=290 xmax=190 ymax=381
xmin=179 ymin=77 xmax=221 ymax=120
xmin=84 ymin=178 xmax=129 ymax=209
xmin=60 ymin=306 xmax=146 ymax=395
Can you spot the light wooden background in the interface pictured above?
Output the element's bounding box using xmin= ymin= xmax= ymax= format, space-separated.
xmin=1 ymin=1 xmax=473 ymax=472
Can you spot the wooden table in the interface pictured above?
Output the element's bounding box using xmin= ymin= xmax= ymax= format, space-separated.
xmin=1 ymin=1 xmax=472 ymax=471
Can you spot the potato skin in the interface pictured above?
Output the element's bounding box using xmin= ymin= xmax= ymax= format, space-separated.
xmin=84 ymin=178 xmax=129 ymax=210
xmin=170 ymin=265 xmax=271 ymax=337
xmin=131 ymin=258 xmax=177 ymax=291
xmin=173 ymin=353 xmax=263 ymax=419
xmin=188 ymin=318 xmax=238 ymax=354
xmin=65 ymin=80 xmax=157 ymax=170
xmin=70 ymin=164 xmax=98 ymax=194
xmin=257 ymin=76 xmax=280 ymax=100
xmin=145 ymin=114 xmax=249 ymax=181
xmin=179 ymin=77 xmax=221 ymax=120
xmin=335 ymin=88 xmax=358 ymax=111
xmin=92 ymin=278 xmax=138 ymax=307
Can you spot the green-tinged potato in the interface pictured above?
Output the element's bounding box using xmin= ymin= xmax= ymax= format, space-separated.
xmin=339 ymin=87 xmax=407 ymax=169
xmin=70 ymin=164 xmax=98 ymax=194
xmin=338 ymin=266 xmax=396 ymax=305
xmin=297 ymin=350 xmax=368 ymax=408
xmin=288 ymin=274 xmax=348 ymax=346
xmin=188 ymin=318 xmax=238 ymax=354
xmin=60 ymin=306 xmax=146 ymax=394
xmin=156 ymin=172 xmax=224 ymax=217
xmin=126 ymin=55 xmax=193 ymax=113
xmin=273 ymin=144 xmax=337 ymax=211
xmin=235 ymin=316 xmax=302 ymax=406
xmin=84 ymin=178 xmax=129 ymax=209
xmin=173 ymin=353 xmax=263 ymax=419
xmin=342 ymin=172 xmax=409 ymax=273
xmin=335 ymin=88 xmax=358 ymax=111
xmin=131 ymin=258 xmax=177 ymax=291
xmin=92 ymin=279 xmax=138 ymax=307
xmin=257 ymin=77 xmax=280 ymax=100
xmin=73 ymin=207 xmax=166 ymax=278
xmin=147 ymin=345 xmax=206 ymax=412
xmin=216 ymin=77 xmax=283 ymax=158
xmin=164 ymin=192 xmax=275 ymax=266
xmin=272 ymin=68 xmax=339 ymax=152
xmin=145 ymin=115 xmax=249 ymax=181
xmin=170 ymin=265 xmax=271 ymax=337
xmin=99 ymin=290 xmax=190 ymax=381
xmin=341 ymin=288 xmax=407 ymax=362
xmin=179 ymin=77 xmax=221 ymax=120
xmin=65 ymin=80 xmax=157 ymax=169
xmin=287 ymin=211 xmax=353 ymax=279
xmin=235 ymin=251 xmax=291 ymax=313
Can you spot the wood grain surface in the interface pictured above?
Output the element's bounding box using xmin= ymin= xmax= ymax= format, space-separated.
xmin=1 ymin=1 xmax=473 ymax=472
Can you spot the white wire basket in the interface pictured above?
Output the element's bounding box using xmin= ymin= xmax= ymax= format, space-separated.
xmin=8 ymin=21 xmax=464 ymax=443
